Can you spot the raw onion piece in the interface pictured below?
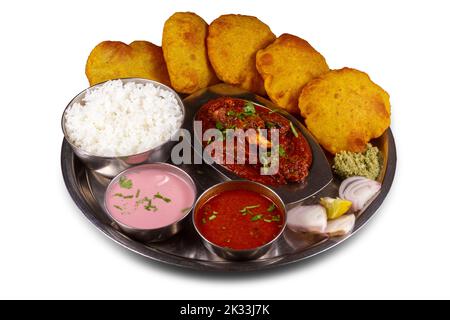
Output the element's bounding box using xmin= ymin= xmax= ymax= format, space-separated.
xmin=339 ymin=176 xmax=381 ymax=211
xmin=325 ymin=214 xmax=356 ymax=236
xmin=287 ymin=205 xmax=327 ymax=234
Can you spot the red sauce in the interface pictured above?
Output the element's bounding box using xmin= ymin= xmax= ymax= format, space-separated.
xmin=196 ymin=97 xmax=312 ymax=186
xmin=195 ymin=189 xmax=284 ymax=250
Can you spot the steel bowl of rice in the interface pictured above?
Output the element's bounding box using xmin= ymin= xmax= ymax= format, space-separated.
xmin=62 ymin=78 xmax=185 ymax=177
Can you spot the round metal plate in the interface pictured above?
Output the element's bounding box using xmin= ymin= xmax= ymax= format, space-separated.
xmin=61 ymin=86 xmax=396 ymax=272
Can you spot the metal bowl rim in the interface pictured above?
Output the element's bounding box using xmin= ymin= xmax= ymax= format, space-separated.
xmin=61 ymin=78 xmax=185 ymax=159
xmin=103 ymin=162 xmax=197 ymax=232
xmin=191 ymin=180 xmax=287 ymax=254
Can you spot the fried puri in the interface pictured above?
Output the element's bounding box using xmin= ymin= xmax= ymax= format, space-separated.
xmin=162 ymin=12 xmax=218 ymax=94
xmin=207 ymin=14 xmax=276 ymax=95
xmin=85 ymin=41 xmax=170 ymax=86
xmin=256 ymin=34 xmax=329 ymax=114
xmin=299 ymin=68 xmax=391 ymax=154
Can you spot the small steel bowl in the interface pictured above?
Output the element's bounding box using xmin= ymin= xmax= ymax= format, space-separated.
xmin=193 ymin=180 xmax=287 ymax=260
xmin=61 ymin=78 xmax=185 ymax=178
xmin=104 ymin=163 xmax=197 ymax=243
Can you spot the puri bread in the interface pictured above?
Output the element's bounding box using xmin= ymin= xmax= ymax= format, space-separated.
xmin=162 ymin=12 xmax=219 ymax=94
xmin=256 ymin=34 xmax=329 ymax=114
xmin=86 ymin=41 xmax=170 ymax=86
xmin=207 ymin=14 xmax=276 ymax=95
xmin=299 ymin=68 xmax=390 ymax=154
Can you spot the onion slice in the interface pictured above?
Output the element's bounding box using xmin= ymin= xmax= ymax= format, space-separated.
xmin=325 ymin=214 xmax=356 ymax=236
xmin=287 ymin=205 xmax=327 ymax=234
xmin=339 ymin=176 xmax=381 ymax=211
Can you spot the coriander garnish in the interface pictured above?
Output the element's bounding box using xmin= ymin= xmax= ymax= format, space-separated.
xmin=119 ymin=176 xmax=133 ymax=189
xmin=215 ymin=121 xmax=224 ymax=130
xmin=271 ymin=215 xmax=281 ymax=222
xmin=267 ymin=203 xmax=276 ymax=212
xmin=265 ymin=121 xmax=276 ymax=129
xmin=240 ymin=204 xmax=260 ymax=216
xmin=113 ymin=193 xmax=133 ymax=199
xmin=264 ymin=219 xmax=272 ymax=223
xmin=289 ymin=121 xmax=299 ymax=138
xmin=153 ymin=192 xmax=171 ymax=203
xmin=251 ymin=214 xmax=263 ymax=221
xmin=143 ymin=197 xmax=157 ymax=212
xmin=239 ymin=205 xmax=260 ymax=212
xmin=278 ymin=145 xmax=286 ymax=157
xmin=243 ymin=102 xmax=256 ymax=116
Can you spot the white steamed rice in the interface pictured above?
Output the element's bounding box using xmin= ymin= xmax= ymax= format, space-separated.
xmin=64 ymin=80 xmax=183 ymax=157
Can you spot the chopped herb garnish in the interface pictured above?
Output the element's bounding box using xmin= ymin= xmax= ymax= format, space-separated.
xmin=267 ymin=203 xmax=276 ymax=212
xmin=135 ymin=189 xmax=140 ymax=198
xmin=272 ymin=215 xmax=281 ymax=222
xmin=143 ymin=197 xmax=157 ymax=212
xmin=227 ymin=110 xmax=237 ymax=117
xmin=239 ymin=205 xmax=260 ymax=212
xmin=114 ymin=193 xmax=133 ymax=199
xmin=202 ymin=218 xmax=207 ymax=224
xmin=153 ymin=192 xmax=171 ymax=203
xmin=206 ymin=137 xmax=213 ymax=145
xmin=264 ymin=219 xmax=272 ymax=223
xmin=239 ymin=204 xmax=260 ymax=215
xmin=243 ymin=102 xmax=256 ymax=116
xmin=289 ymin=121 xmax=299 ymax=138
xmin=119 ymin=176 xmax=133 ymax=189
xmin=113 ymin=205 xmax=123 ymax=211
xmin=215 ymin=121 xmax=224 ymax=130
xmin=265 ymin=121 xmax=276 ymax=129
xmin=279 ymin=146 xmax=286 ymax=157
xmin=181 ymin=207 xmax=191 ymax=214
xmin=209 ymin=214 xmax=217 ymax=221
xmin=251 ymin=214 xmax=263 ymax=221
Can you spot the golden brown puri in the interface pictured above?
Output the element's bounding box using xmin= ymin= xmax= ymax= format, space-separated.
xmin=207 ymin=14 xmax=276 ymax=95
xmin=299 ymin=68 xmax=391 ymax=154
xmin=85 ymin=41 xmax=170 ymax=86
xmin=162 ymin=12 xmax=219 ymax=94
xmin=256 ymin=34 xmax=329 ymax=115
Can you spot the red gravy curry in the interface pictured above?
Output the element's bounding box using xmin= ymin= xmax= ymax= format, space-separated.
xmin=196 ymin=97 xmax=312 ymax=185
xmin=195 ymin=189 xmax=284 ymax=250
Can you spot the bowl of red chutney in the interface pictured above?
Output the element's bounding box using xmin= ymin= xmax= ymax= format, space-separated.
xmin=193 ymin=180 xmax=286 ymax=260
xmin=104 ymin=163 xmax=196 ymax=243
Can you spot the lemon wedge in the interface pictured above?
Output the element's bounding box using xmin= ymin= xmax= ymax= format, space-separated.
xmin=320 ymin=197 xmax=352 ymax=220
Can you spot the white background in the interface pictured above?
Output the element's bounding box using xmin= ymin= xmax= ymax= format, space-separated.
xmin=0 ymin=0 xmax=449 ymax=300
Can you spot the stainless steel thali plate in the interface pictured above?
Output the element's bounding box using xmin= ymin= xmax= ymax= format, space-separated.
xmin=61 ymin=84 xmax=396 ymax=272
